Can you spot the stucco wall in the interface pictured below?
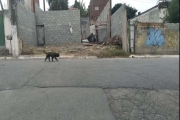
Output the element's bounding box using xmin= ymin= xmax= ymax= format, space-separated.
xmin=135 ymin=23 xmax=179 ymax=54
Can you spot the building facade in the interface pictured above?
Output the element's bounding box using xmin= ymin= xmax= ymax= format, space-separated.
xmin=88 ymin=0 xmax=109 ymax=21
xmin=18 ymin=0 xmax=39 ymax=12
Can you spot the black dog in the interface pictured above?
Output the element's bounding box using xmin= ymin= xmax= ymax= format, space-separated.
xmin=44 ymin=51 xmax=59 ymax=62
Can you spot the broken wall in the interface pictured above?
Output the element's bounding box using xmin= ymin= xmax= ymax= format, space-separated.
xmin=35 ymin=6 xmax=81 ymax=45
xmin=111 ymin=5 xmax=128 ymax=52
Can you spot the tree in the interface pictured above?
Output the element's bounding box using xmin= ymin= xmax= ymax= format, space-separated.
xmin=73 ymin=0 xmax=88 ymax=17
xmin=165 ymin=0 xmax=179 ymax=23
xmin=111 ymin=3 xmax=137 ymax=20
xmin=47 ymin=0 xmax=68 ymax=10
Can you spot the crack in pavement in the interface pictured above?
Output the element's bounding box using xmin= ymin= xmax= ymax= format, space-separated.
xmin=22 ymin=67 xmax=45 ymax=87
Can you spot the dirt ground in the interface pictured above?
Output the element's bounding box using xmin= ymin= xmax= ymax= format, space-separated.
xmin=22 ymin=42 xmax=125 ymax=57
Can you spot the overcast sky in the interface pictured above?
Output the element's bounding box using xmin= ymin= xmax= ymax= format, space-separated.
xmin=39 ymin=0 xmax=158 ymax=12
xmin=1 ymin=0 xmax=158 ymax=13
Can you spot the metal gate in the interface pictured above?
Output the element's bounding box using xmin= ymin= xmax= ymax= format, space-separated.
xmin=36 ymin=25 xmax=45 ymax=46
xmin=0 ymin=14 xmax=5 ymax=46
xmin=130 ymin=24 xmax=135 ymax=53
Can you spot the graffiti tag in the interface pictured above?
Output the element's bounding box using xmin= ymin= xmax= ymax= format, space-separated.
xmin=145 ymin=28 xmax=164 ymax=46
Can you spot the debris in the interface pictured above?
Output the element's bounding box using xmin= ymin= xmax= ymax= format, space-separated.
xmin=82 ymin=43 xmax=93 ymax=46
xmin=103 ymin=35 xmax=122 ymax=47
xmin=86 ymin=33 xmax=97 ymax=42
xmin=82 ymin=39 xmax=89 ymax=43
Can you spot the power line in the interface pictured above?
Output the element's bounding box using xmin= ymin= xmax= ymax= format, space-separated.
xmin=120 ymin=0 xmax=157 ymax=3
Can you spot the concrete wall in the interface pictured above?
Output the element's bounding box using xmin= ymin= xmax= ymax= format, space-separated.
xmin=135 ymin=23 xmax=179 ymax=54
xmin=2 ymin=0 xmax=21 ymax=57
xmin=111 ymin=5 xmax=128 ymax=52
xmin=16 ymin=3 xmax=37 ymax=46
xmin=97 ymin=0 xmax=110 ymax=21
xmin=130 ymin=7 xmax=168 ymax=24
xmin=35 ymin=6 xmax=81 ymax=45
xmin=80 ymin=17 xmax=90 ymax=39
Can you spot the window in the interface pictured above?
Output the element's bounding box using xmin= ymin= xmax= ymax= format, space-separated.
xmin=19 ymin=0 xmax=25 ymax=2
xmin=95 ymin=6 xmax=99 ymax=11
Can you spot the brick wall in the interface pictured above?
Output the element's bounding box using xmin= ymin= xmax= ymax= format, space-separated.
xmin=135 ymin=23 xmax=179 ymax=54
xmin=35 ymin=6 xmax=81 ymax=45
xmin=111 ymin=5 xmax=128 ymax=52
xmin=16 ymin=3 xmax=37 ymax=46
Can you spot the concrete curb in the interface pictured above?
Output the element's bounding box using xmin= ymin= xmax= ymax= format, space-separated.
xmin=129 ymin=55 xmax=179 ymax=58
xmin=0 ymin=55 xmax=98 ymax=60
xmin=0 ymin=55 xmax=178 ymax=60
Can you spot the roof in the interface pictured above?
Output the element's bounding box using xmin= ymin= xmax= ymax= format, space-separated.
xmin=129 ymin=1 xmax=170 ymax=21
xmin=129 ymin=5 xmax=158 ymax=21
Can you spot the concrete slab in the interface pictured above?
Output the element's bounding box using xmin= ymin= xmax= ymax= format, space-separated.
xmin=0 ymin=87 xmax=115 ymax=120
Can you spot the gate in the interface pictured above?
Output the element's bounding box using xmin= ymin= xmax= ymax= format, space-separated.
xmin=0 ymin=14 xmax=5 ymax=46
xmin=36 ymin=25 xmax=45 ymax=46
xmin=130 ymin=24 xmax=135 ymax=53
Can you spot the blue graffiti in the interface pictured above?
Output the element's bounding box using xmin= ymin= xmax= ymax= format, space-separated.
xmin=145 ymin=28 xmax=164 ymax=46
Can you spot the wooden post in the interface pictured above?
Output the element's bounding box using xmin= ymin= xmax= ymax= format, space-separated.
xmin=107 ymin=14 xmax=110 ymax=39
xmin=43 ymin=0 xmax=45 ymax=11
xmin=109 ymin=0 xmax=112 ymax=38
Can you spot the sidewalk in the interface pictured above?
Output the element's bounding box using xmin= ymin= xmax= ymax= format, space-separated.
xmin=0 ymin=54 xmax=179 ymax=60
xmin=0 ymin=55 xmax=98 ymax=60
xmin=129 ymin=54 xmax=179 ymax=58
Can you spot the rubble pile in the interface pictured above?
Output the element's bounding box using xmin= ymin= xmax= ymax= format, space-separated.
xmin=103 ymin=35 xmax=122 ymax=47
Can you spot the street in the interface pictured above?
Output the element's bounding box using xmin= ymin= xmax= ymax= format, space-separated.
xmin=0 ymin=58 xmax=179 ymax=120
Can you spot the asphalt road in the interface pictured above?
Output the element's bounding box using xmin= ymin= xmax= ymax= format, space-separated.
xmin=0 ymin=58 xmax=179 ymax=91
xmin=0 ymin=58 xmax=179 ymax=120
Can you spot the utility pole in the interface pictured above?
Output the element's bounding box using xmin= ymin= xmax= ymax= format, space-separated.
xmin=43 ymin=0 xmax=45 ymax=11
xmin=0 ymin=0 xmax=4 ymax=13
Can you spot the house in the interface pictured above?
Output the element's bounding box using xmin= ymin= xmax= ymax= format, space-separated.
xmin=129 ymin=1 xmax=170 ymax=24
xmin=0 ymin=0 xmax=40 ymax=57
xmin=128 ymin=1 xmax=179 ymax=54
xmin=88 ymin=0 xmax=109 ymax=21
xmin=18 ymin=0 xmax=39 ymax=12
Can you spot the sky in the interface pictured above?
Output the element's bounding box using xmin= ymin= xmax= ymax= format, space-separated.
xmin=39 ymin=0 xmax=158 ymax=13
xmin=0 ymin=0 xmax=158 ymax=13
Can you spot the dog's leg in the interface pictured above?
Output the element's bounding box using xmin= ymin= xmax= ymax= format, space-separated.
xmin=48 ymin=57 xmax=50 ymax=62
xmin=55 ymin=57 xmax=58 ymax=61
xmin=45 ymin=55 xmax=48 ymax=62
xmin=52 ymin=57 xmax=54 ymax=62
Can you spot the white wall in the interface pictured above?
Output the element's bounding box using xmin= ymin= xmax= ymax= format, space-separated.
xmin=4 ymin=15 xmax=12 ymax=54
xmin=130 ymin=7 xmax=168 ymax=24
xmin=3 ymin=0 xmax=21 ymax=57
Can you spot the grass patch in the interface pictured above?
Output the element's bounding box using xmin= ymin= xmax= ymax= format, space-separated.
xmin=97 ymin=46 xmax=130 ymax=58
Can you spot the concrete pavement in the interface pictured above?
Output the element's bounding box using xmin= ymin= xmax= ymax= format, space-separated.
xmin=0 ymin=58 xmax=179 ymax=120
xmin=0 ymin=87 xmax=115 ymax=120
xmin=105 ymin=88 xmax=179 ymax=120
